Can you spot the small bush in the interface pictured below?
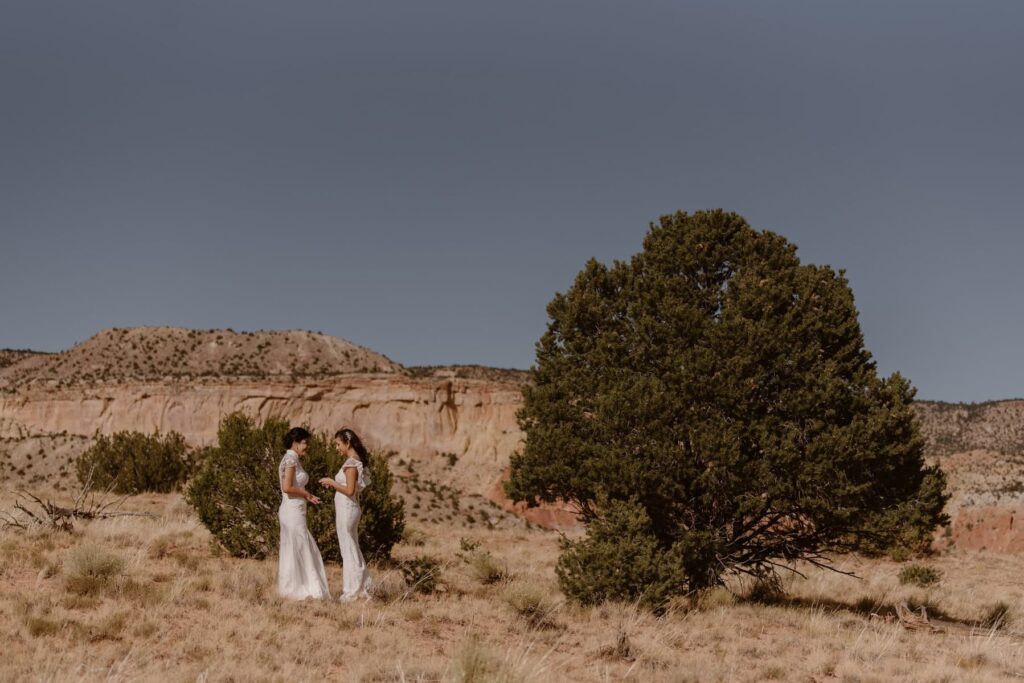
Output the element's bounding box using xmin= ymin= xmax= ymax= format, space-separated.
xmin=76 ymin=430 xmax=192 ymax=494
xmin=26 ymin=615 xmax=61 ymax=637
xmin=502 ymin=581 xmax=557 ymax=629
xmin=556 ymin=498 xmax=688 ymax=610
xmin=898 ymin=564 xmax=942 ymax=588
xmin=981 ymin=602 xmax=1011 ymax=629
xmin=400 ymin=555 xmax=440 ymax=594
xmin=457 ymin=539 xmax=508 ymax=585
xmin=694 ymin=586 xmax=737 ymax=611
xmin=64 ymin=545 xmax=125 ymax=596
xmin=747 ymin=575 xmax=786 ymax=604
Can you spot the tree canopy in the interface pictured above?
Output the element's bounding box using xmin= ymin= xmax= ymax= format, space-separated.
xmin=506 ymin=210 xmax=948 ymax=601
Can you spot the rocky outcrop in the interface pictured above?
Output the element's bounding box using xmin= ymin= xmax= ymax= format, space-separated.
xmin=0 ymin=375 xmax=524 ymax=500
xmin=6 ymin=327 xmax=1024 ymax=541
xmin=934 ymin=505 xmax=1024 ymax=553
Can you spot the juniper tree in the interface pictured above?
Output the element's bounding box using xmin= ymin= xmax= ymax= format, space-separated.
xmin=76 ymin=430 xmax=191 ymax=494
xmin=506 ymin=210 xmax=948 ymax=603
xmin=187 ymin=413 xmax=405 ymax=561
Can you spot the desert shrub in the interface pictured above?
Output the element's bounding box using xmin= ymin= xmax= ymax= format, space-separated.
xmin=501 ymin=580 xmax=558 ymax=628
xmin=693 ymin=586 xmax=737 ymax=611
xmin=186 ymin=413 xmax=404 ymax=560
xmin=746 ymin=574 xmax=787 ymax=604
xmin=982 ymin=601 xmax=1011 ymax=629
xmin=400 ymin=555 xmax=440 ymax=594
xmin=64 ymin=545 xmax=125 ymax=596
xmin=556 ymin=498 xmax=688 ymax=611
xmin=75 ymin=430 xmax=192 ymax=494
xmin=898 ymin=563 xmax=942 ymax=587
xmin=508 ymin=210 xmax=950 ymax=605
xmin=457 ymin=538 xmax=508 ymax=584
xmin=346 ymin=450 xmax=406 ymax=560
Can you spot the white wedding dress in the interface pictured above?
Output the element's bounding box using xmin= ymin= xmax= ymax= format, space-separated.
xmin=277 ymin=450 xmax=330 ymax=600
xmin=335 ymin=457 xmax=373 ymax=601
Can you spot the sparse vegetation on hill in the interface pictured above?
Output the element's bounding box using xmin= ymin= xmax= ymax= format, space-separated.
xmin=509 ymin=210 xmax=949 ymax=605
xmin=186 ymin=413 xmax=405 ymax=561
xmin=914 ymin=400 xmax=1024 ymax=458
xmin=405 ymin=365 xmax=530 ymax=384
xmin=0 ymin=327 xmax=402 ymax=389
xmin=0 ymin=349 xmax=51 ymax=370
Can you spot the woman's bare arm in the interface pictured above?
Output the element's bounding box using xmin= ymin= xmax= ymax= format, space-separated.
xmin=283 ymin=465 xmax=320 ymax=504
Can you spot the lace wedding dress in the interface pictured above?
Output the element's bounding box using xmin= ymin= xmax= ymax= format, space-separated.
xmin=277 ymin=450 xmax=330 ymax=600
xmin=335 ymin=457 xmax=373 ymax=601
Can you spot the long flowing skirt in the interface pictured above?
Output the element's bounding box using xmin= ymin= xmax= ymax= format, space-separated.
xmin=336 ymin=494 xmax=372 ymax=600
xmin=278 ymin=497 xmax=330 ymax=600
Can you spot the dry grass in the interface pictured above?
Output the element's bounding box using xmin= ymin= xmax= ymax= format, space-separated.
xmin=3 ymin=493 xmax=1024 ymax=681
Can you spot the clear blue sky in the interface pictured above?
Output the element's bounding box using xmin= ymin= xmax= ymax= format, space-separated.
xmin=2 ymin=1 xmax=1022 ymax=402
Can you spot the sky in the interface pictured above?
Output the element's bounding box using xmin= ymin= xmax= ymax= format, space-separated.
xmin=1 ymin=1 xmax=1022 ymax=402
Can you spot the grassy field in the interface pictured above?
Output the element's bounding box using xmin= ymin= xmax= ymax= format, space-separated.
xmin=3 ymin=493 xmax=1024 ymax=682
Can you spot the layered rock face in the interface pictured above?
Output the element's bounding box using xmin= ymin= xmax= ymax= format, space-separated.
xmin=0 ymin=375 xmax=523 ymax=500
xmin=3 ymin=327 xmax=1024 ymax=540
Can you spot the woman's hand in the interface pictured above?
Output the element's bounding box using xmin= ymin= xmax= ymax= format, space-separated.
xmin=318 ymin=477 xmax=335 ymax=489
xmin=306 ymin=493 xmax=321 ymax=505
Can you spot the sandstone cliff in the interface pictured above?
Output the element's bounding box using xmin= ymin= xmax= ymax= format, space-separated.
xmin=3 ymin=327 xmax=1024 ymax=541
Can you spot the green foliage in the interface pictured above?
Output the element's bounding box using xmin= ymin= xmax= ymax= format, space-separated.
xmin=508 ymin=209 xmax=950 ymax=604
xmin=76 ymin=430 xmax=191 ymax=494
xmin=400 ymin=555 xmax=440 ymax=594
xmin=457 ymin=538 xmax=509 ymax=584
xmin=556 ymin=498 xmax=689 ymax=610
xmin=898 ymin=563 xmax=941 ymax=588
xmin=348 ymin=450 xmax=407 ymax=561
xmin=186 ymin=413 xmax=405 ymax=561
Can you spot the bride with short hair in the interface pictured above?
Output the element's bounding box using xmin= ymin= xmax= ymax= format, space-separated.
xmin=277 ymin=427 xmax=330 ymax=600
xmin=319 ymin=427 xmax=373 ymax=601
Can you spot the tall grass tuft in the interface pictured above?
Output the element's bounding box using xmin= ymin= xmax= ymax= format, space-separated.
xmin=501 ymin=581 xmax=558 ymax=629
xmin=64 ymin=545 xmax=125 ymax=596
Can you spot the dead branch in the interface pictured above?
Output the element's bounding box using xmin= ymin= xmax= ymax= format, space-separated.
xmin=895 ymin=602 xmax=944 ymax=633
xmin=1 ymin=466 xmax=155 ymax=532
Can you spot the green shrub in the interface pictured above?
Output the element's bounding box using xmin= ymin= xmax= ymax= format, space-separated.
xmin=346 ymin=450 xmax=406 ymax=560
xmin=186 ymin=413 xmax=405 ymax=561
xmin=898 ymin=564 xmax=942 ymax=588
xmin=458 ymin=541 xmax=508 ymax=585
xmin=75 ymin=430 xmax=192 ymax=494
xmin=556 ymin=498 xmax=689 ymax=611
xmin=400 ymin=555 xmax=440 ymax=594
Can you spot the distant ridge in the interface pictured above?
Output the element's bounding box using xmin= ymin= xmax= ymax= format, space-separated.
xmin=0 ymin=327 xmax=402 ymax=388
xmin=0 ymin=349 xmax=51 ymax=371
xmin=914 ymin=400 xmax=1024 ymax=458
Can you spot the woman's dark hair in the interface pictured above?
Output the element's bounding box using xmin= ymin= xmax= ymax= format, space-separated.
xmin=284 ymin=427 xmax=311 ymax=449
xmin=335 ymin=428 xmax=370 ymax=466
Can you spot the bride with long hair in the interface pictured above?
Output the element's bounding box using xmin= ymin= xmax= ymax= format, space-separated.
xmin=277 ymin=427 xmax=330 ymax=600
xmin=319 ymin=427 xmax=373 ymax=601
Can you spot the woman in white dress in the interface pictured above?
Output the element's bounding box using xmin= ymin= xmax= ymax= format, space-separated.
xmin=318 ymin=427 xmax=373 ymax=601
xmin=277 ymin=427 xmax=331 ymax=600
